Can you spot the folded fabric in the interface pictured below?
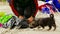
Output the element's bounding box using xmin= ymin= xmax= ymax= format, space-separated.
xmin=0 ymin=14 xmax=13 ymax=24
xmin=3 ymin=16 xmax=29 ymax=29
xmin=0 ymin=23 xmax=3 ymax=27
xmin=38 ymin=1 xmax=57 ymax=14
xmin=0 ymin=12 xmax=5 ymax=17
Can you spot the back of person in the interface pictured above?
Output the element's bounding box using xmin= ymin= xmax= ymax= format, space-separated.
xmin=8 ymin=0 xmax=38 ymax=17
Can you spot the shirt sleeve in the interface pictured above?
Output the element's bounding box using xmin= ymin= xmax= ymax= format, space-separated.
xmin=9 ymin=0 xmax=19 ymax=16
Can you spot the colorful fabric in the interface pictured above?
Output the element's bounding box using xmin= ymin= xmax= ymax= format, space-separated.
xmin=0 ymin=23 xmax=3 ymax=27
xmin=0 ymin=14 xmax=13 ymax=24
xmin=39 ymin=2 xmax=57 ymax=14
xmin=45 ymin=0 xmax=50 ymax=2
xmin=45 ymin=0 xmax=60 ymax=12
xmin=0 ymin=12 xmax=5 ymax=17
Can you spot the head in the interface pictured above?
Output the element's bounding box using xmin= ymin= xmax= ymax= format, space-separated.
xmin=29 ymin=20 xmax=39 ymax=28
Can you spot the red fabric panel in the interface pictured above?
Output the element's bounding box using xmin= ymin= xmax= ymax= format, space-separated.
xmin=9 ymin=0 xmax=19 ymax=16
xmin=33 ymin=0 xmax=38 ymax=16
xmin=39 ymin=4 xmax=46 ymax=11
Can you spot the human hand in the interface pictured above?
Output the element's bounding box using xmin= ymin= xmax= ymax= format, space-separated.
xmin=28 ymin=16 xmax=34 ymax=23
xmin=19 ymin=16 xmax=24 ymax=19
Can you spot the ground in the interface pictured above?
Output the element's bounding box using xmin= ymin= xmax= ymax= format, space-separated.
xmin=0 ymin=2 xmax=60 ymax=34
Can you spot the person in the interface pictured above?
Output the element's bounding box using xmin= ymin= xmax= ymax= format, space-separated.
xmin=7 ymin=0 xmax=38 ymax=28
xmin=45 ymin=0 xmax=60 ymax=12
